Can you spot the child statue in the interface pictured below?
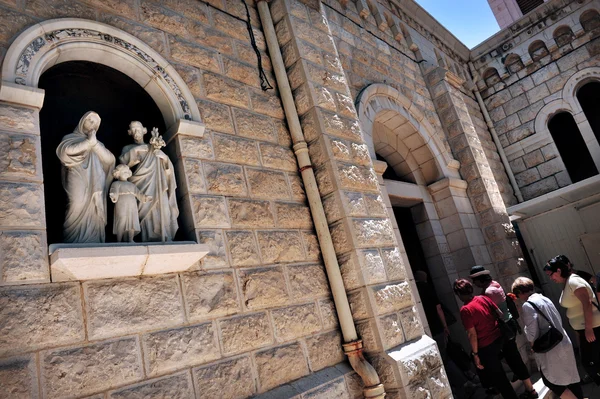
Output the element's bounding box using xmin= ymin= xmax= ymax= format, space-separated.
xmin=109 ymin=164 xmax=152 ymax=242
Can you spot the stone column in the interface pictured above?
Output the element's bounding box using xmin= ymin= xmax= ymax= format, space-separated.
xmin=270 ymin=1 xmax=450 ymax=397
xmin=423 ymin=66 xmax=526 ymax=287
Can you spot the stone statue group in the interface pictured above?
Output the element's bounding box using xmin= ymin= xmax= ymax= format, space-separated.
xmin=56 ymin=111 xmax=179 ymax=244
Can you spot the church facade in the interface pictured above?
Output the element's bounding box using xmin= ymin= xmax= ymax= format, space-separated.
xmin=0 ymin=0 xmax=598 ymax=398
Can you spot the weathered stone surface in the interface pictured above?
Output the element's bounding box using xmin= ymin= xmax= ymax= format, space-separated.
xmin=381 ymin=247 xmax=407 ymax=281
xmin=250 ymin=89 xmax=285 ymax=119
xmin=358 ymin=249 xmax=387 ymax=284
xmin=338 ymin=163 xmax=378 ymax=191
xmin=233 ymin=109 xmax=277 ymax=142
xmin=372 ymin=282 xmax=412 ymax=314
xmin=341 ymin=191 xmax=367 ymax=216
xmin=306 ymin=330 xmax=344 ymax=371
xmin=42 ymin=337 xmax=143 ymax=399
xmin=194 ymin=357 xmax=255 ymax=399
xmin=288 ymin=173 xmax=306 ymax=201
xmin=182 ymin=271 xmax=239 ymax=321
xmin=195 ymin=230 xmax=228 ymax=268
xmin=197 ymin=99 xmax=234 ymax=134
xmin=521 ymin=176 xmax=558 ymax=200
xmin=219 ymin=313 xmax=273 ymax=354
xmin=239 ymin=267 xmax=289 ymax=309
xmin=0 ymin=133 xmax=38 ymax=179
xmin=0 ymin=283 xmax=83 ymax=356
xmin=257 ymin=230 xmax=305 ymax=263
xmin=272 ymin=303 xmax=322 ymax=341
xmin=0 ymin=182 xmax=44 ymax=227
xmin=399 ymin=306 xmax=424 ymax=341
xmin=0 ymin=355 xmax=38 ymax=399
xmin=82 ymin=0 xmax=136 ymax=16
xmin=204 ymin=161 xmax=247 ymax=196
xmin=177 ymin=135 xmax=214 ymax=160
xmin=301 ymin=230 xmax=321 ymax=261
xmin=213 ymin=133 xmax=260 ymax=166
xmin=223 ymin=56 xmax=261 ymax=86
xmin=255 ymin=343 xmax=309 ymax=391
xmin=0 ymin=230 xmax=48 ymax=283
xmin=287 ymin=263 xmax=330 ymax=300
xmin=142 ymin=323 xmax=220 ymax=376
xmin=427 ymin=367 xmax=452 ymax=399
xmin=109 ymin=372 xmax=194 ymax=399
xmin=191 ymin=195 xmax=230 ymax=228
xmin=228 ymin=198 xmax=275 ymax=227
xmin=247 ymin=168 xmax=291 ymax=200
xmin=181 ymin=158 xmax=206 ymax=194
xmin=319 ymin=299 xmax=339 ymax=329
xmin=101 ymin=14 xmax=167 ymax=56
xmin=84 ymin=275 xmax=184 ymax=340
xmin=226 ymin=230 xmax=261 ymax=266
xmin=204 ymin=72 xmax=250 ymax=109
xmin=353 ymin=218 xmax=395 ymax=247
xmin=303 ymin=378 xmax=349 ymax=399
xmin=394 ymin=340 xmax=442 ymax=387
xmin=259 ymin=142 xmax=297 ymax=171
xmin=275 ymin=202 xmax=313 ymax=229
xmin=379 ymin=313 xmax=405 ymax=348
xmin=0 ymin=10 xmax=36 ymax=51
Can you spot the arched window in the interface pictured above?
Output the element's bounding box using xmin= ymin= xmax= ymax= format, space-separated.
xmin=577 ymin=81 xmax=600 ymax=144
xmin=580 ymin=9 xmax=600 ymax=33
xmin=483 ymin=67 xmax=501 ymax=87
xmin=528 ymin=40 xmax=549 ymax=62
xmin=553 ymin=26 xmax=575 ymax=48
xmin=39 ymin=61 xmax=167 ymax=244
xmin=548 ymin=112 xmax=598 ymax=183
xmin=504 ymin=54 xmax=524 ymax=74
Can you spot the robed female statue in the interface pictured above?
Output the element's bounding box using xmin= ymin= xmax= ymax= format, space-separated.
xmin=56 ymin=111 xmax=116 ymax=243
xmin=119 ymin=121 xmax=178 ymax=242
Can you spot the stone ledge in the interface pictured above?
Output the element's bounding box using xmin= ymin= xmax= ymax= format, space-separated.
xmin=49 ymin=242 xmax=209 ymax=282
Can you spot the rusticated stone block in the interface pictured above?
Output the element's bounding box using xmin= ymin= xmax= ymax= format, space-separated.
xmin=259 ymin=142 xmax=297 ymax=171
xmin=191 ymin=195 xmax=230 ymax=228
xmin=305 ymin=330 xmax=344 ymax=371
xmin=203 ymin=72 xmax=250 ymax=109
xmin=249 ymin=89 xmax=285 ymax=119
xmin=400 ymin=306 xmax=424 ymax=341
xmin=255 ymin=342 xmax=309 ymax=391
xmin=41 ymin=337 xmax=143 ymax=399
xmin=0 ymin=230 xmax=48 ymax=284
xmin=342 ymin=191 xmax=367 ymax=216
xmin=0 ymin=355 xmax=38 ymax=399
xmin=272 ymin=303 xmax=322 ymax=341
xmin=381 ymin=247 xmax=407 ymax=282
xmin=84 ymin=275 xmax=184 ymax=340
xmin=301 ymin=230 xmax=321 ymax=261
xmin=391 ymin=337 xmax=442 ymax=387
xmin=168 ymin=36 xmax=220 ymax=74
xmin=257 ymin=230 xmax=305 ymax=263
xmin=142 ymin=322 xmax=220 ymax=376
xmin=288 ymin=263 xmax=329 ymax=300
xmin=223 ymin=56 xmax=260 ymax=86
xmin=319 ymin=299 xmax=339 ymax=329
xmin=193 ymin=357 xmax=255 ymax=399
xmin=182 ymin=271 xmax=239 ymax=321
xmin=180 ymin=158 xmax=206 ymax=195
xmin=288 ymin=173 xmax=306 ymax=201
xmin=228 ymin=198 xmax=275 ymax=227
xmin=427 ymin=367 xmax=452 ymax=399
xmin=372 ymin=282 xmax=413 ymax=315
xmin=198 ymin=99 xmax=234 ymax=134
xmin=247 ymin=168 xmax=291 ymax=200
xmin=379 ymin=313 xmax=406 ymax=349
xmin=172 ymin=62 xmax=202 ymax=97
xmin=109 ymin=371 xmax=194 ymax=399
xmin=219 ymin=313 xmax=273 ymax=354
xmin=0 ymin=104 xmax=37 ymax=133
xmin=275 ymin=202 xmax=313 ymax=229
xmin=329 ymin=221 xmax=352 ymax=255
xmin=226 ymin=230 xmax=261 ymax=266
xmin=0 ymin=182 xmax=44 ymax=227
xmin=304 ymin=378 xmax=349 ymax=399
xmin=0 ymin=283 xmax=83 ymax=357
xmin=353 ymin=218 xmax=395 ymax=247
xmin=358 ymin=249 xmax=387 ymax=284
xmin=0 ymin=133 xmax=39 ymax=180
xmin=203 ymin=161 xmax=247 ymax=196
xmin=337 ymin=163 xmax=378 ymax=192
xmin=195 ymin=230 xmax=228 ymax=268
xmin=233 ymin=108 xmax=277 ymax=142
xmin=213 ymin=133 xmax=260 ymax=166
xmin=177 ymin=135 xmax=213 ymax=160
xmin=239 ymin=267 xmax=289 ymax=309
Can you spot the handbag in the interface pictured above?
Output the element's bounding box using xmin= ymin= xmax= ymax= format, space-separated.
xmin=527 ymin=301 xmax=563 ymax=353
xmin=483 ymin=296 xmax=516 ymax=341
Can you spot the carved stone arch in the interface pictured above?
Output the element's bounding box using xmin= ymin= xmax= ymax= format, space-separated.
xmin=356 ymin=83 xmax=459 ymax=183
xmin=1 ymin=18 xmax=203 ymax=133
xmin=534 ymin=99 xmax=574 ymax=136
xmin=562 ymin=67 xmax=600 ymax=114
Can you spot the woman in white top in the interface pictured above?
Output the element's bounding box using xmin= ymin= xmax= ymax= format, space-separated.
xmin=512 ymin=277 xmax=583 ymax=399
xmin=545 ymin=255 xmax=600 ymax=385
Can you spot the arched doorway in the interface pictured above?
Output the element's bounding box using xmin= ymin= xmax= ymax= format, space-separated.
xmin=577 ymin=81 xmax=600 ymax=143
xmin=39 ymin=61 xmax=166 ymax=244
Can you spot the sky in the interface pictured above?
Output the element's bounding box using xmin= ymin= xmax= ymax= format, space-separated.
xmin=414 ymin=0 xmax=501 ymax=49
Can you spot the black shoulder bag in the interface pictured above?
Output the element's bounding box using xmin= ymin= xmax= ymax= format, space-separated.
xmin=527 ymin=301 xmax=563 ymax=353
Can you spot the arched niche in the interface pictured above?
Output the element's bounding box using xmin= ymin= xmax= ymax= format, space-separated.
xmin=528 ymin=40 xmax=549 ymax=62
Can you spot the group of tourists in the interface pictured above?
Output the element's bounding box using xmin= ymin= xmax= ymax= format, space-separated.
xmin=450 ymin=255 xmax=600 ymax=399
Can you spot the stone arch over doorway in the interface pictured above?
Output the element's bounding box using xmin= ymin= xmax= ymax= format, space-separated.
xmin=1 ymin=18 xmax=203 ymax=132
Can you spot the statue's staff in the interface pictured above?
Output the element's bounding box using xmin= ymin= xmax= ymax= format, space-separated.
xmin=150 ymin=128 xmax=167 ymax=242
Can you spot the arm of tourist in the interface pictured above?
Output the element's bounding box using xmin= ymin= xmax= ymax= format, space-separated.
xmin=436 ymin=304 xmax=450 ymax=337
xmin=521 ymin=303 xmax=538 ymax=343
xmin=466 ymin=327 xmax=483 ymax=369
xmin=574 ymin=287 xmax=596 ymax=343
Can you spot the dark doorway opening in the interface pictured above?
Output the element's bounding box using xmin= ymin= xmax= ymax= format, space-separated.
xmin=577 ymin=82 xmax=600 ymax=144
xmin=39 ymin=61 xmax=167 ymax=244
xmin=547 ymin=112 xmax=598 ymax=184
xmin=393 ymin=206 xmax=429 ymax=274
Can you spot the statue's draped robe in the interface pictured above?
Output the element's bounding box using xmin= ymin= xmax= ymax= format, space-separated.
xmin=56 ymin=120 xmax=115 ymax=243
xmin=120 ymin=144 xmax=178 ymax=241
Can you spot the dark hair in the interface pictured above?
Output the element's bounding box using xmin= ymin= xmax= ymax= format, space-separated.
xmin=454 ymin=278 xmax=474 ymax=296
xmin=545 ymin=255 xmax=571 ymax=278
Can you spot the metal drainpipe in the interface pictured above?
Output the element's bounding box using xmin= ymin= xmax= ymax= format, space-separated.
xmin=256 ymin=2 xmax=385 ymax=398
xmin=468 ymin=61 xmax=524 ymax=203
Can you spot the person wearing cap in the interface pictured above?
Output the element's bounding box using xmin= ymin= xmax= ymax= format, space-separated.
xmin=469 ymin=266 xmax=537 ymax=398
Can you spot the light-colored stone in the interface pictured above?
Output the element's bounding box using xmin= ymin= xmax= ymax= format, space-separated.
xmin=213 ymin=132 xmax=260 ymax=166
xmin=0 ymin=182 xmax=44 ymax=227
xmin=234 ymin=108 xmax=277 ymax=142
xmin=226 ymin=230 xmax=261 ymax=266
xmin=177 ymin=135 xmax=214 ymax=160
xmin=257 ymin=230 xmax=305 ymax=263
xmin=182 ymin=271 xmax=240 ymax=321
xmin=255 ymin=343 xmax=309 ymax=392
xmin=0 ymin=355 xmax=38 ymax=399
xmin=203 ymin=72 xmax=250 ymax=109
xmin=83 ymin=275 xmax=184 ymax=340
xmin=193 ymin=357 xmax=256 ymax=399
xmin=195 ymin=230 xmax=228 ymax=268
xmin=109 ymin=371 xmax=194 ymax=399
xmin=288 ymin=263 xmax=330 ymax=300
xmin=0 ymin=132 xmax=39 ymax=179
xmin=302 ymin=230 xmax=321 ymax=261
xmin=0 ymin=104 xmax=37 ymax=132
xmin=239 ymin=267 xmax=289 ymax=309
xmin=272 ymin=303 xmax=322 ymax=341
xmin=0 ymin=283 xmax=84 ymax=357
xmin=198 ymin=99 xmax=234 ymax=134
xmin=0 ymin=230 xmax=48 ymax=283
xmin=228 ymin=198 xmax=275 ymax=227
xmin=338 ymin=163 xmax=379 ymax=191
xmin=247 ymin=168 xmax=292 ymax=200
xmin=305 ymin=330 xmax=344 ymax=371
xmin=303 ymin=378 xmax=349 ymax=399
xmin=372 ymin=282 xmax=413 ymax=314
xmin=379 ymin=313 xmax=406 ymax=348
xmin=142 ymin=322 xmax=220 ymax=376
xmin=191 ymin=195 xmax=230 ymax=228
xmin=275 ymin=202 xmax=313 ymax=228
xmin=319 ymin=299 xmax=339 ymax=329
xmin=219 ymin=312 xmax=273 ymax=354
xmin=259 ymin=142 xmax=297 ymax=171
xmin=353 ymin=218 xmax=395 ymax=247
xmin=399 ymin=306 xmax=424 ymax=341
xmin=204 ymin=161 xmax=247 ymax=196
xmin=41 ymin=338 xmax=141 ymax=398
xmin=381 ymin=247 xmax=407 ymax=281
